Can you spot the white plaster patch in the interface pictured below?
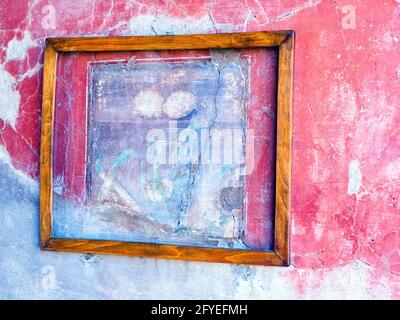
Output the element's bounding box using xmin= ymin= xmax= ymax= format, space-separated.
xmin=128 ymin=14 xmax=234 ymax=36
xmin=6 ymin=31 xmax=36 ymax=61
xmin=0 ymin=65 xmax=20 ymax=128
xmin=314 ymin=223 xmax=324 ymax=240
xmin=347 ymin=160 xmax=362 ymax=195
xmin=128 ymin=14 xmax=157 ymax=35
xmin=152 ymin=15 xmax=215 ymax=35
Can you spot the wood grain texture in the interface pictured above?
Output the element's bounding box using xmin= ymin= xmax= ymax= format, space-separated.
xmin=274 ymin=32 xmax=294 ymax=265
xmin=40 ymin=42 xmax=57 ymax=248
xmin=44 ymin=238 xmax=286 ymax=266
xmin=47 ymin=31 xmax=290 ymax=52
xmin=40 ymin=31 xmax=294 ymax=266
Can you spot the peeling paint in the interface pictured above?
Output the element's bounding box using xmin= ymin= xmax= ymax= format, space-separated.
xmin=348 ymin=160 xmax=362 ymax=195
xmin=5 ymin=31 xmax=36 ymax=62
xmin=128 ymin=14 xmax=217 ymax=36
xmin=0 ymin=66 xmax=21 ymax=128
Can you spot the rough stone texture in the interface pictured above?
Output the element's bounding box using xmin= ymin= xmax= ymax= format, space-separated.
xmin=0 ymin=0 xmax=399 ymax=299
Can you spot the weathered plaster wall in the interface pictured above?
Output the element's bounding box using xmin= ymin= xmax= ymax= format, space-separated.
xmin=0 ymin=0 xmax=399 ymax=299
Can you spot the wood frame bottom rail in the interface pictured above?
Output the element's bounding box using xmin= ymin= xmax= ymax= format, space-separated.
xmin=40 ymin=31 xmax=294 ymax=266
xmin=42 ymin=238 xmax=287 ymax=266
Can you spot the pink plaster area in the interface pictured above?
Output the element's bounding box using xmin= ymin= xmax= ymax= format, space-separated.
xmin=1 ymin=0 xmax=399 ymax=298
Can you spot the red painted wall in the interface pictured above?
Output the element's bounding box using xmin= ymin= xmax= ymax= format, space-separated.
xmin=0 ymin=0 xmax=399 ymax=298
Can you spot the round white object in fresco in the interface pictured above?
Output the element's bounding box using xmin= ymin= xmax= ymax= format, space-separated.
xmin=162 ymin=90 xmax=196 ymax=119
xmin=132 ymin=89 xmax=164 ymax=118
xmin=145 ymin=178 xmax=174 ymax=202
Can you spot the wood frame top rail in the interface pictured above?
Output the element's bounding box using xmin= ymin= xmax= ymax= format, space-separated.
xmin=46 ymin=31 xmax=293 ymax=52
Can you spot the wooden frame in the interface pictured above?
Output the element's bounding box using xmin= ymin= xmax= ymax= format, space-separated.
xmin=40 ymin=31 xmax=294 ymax=266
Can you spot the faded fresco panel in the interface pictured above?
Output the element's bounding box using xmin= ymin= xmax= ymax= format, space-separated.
xmin=52 ymin=49 xmax=277 ymax=250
